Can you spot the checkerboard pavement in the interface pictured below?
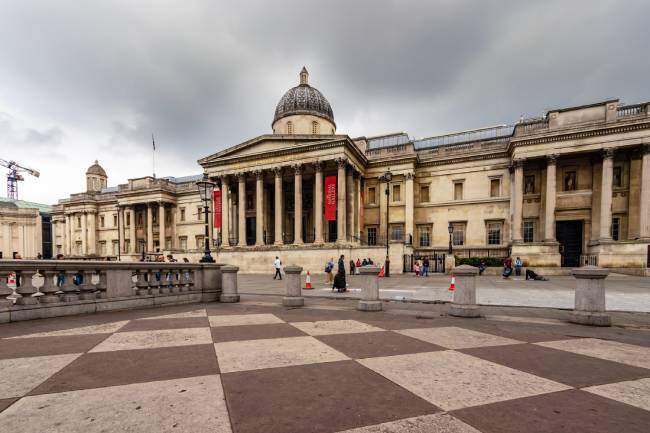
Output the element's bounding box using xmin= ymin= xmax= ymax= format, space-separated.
xmin=1 ymin=301 xmax=650 ymax=432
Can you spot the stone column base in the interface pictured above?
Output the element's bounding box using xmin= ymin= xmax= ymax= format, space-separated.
xmin=40 ymin=295 xmax=61 ymax=304
xmin=357 ymin=300 xmax=382 ymax=312
xmin=448 ymin=303 xmax=481 ymax=318
xmin=282 ymin=296 xmax=304 ymax=307
xmin=569 ymin=311 xmax=611 ymax=327
xmin=220 ymin=294 xmax=240 ymax=303
xmin=16 ymin=296 xmax=38 ymax=306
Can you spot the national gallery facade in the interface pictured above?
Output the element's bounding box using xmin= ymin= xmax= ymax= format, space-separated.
xmin=51 ymin=68 xmax=650 ymax=274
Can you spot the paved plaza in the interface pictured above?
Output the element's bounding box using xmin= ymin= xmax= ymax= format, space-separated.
xmin=237 ymin=272 xmax=650 ymax=312
xmin=1 ymin=298 xmax=650 ymax=432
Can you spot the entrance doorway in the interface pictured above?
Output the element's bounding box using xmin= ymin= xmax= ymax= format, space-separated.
xmin=556 ymin=220 xmax=582 ymax=267
xmin=327 ymin=221 xmax=337 ymax=242
xmin=246 ymin=217 xmax=256 ymax=245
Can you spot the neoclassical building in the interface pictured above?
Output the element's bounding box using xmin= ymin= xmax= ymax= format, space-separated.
xmin=51 ymin=68 xmax=650 ymax=274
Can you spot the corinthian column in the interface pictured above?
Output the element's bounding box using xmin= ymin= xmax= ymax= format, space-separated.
xmin=221 ymin=177 xmax=230 ymax=246
xmin=81 ymin=211 xmax=87 ymax=255
xmin=511 ymin=159 xmax=524 ymax=242
xmin=544 ymin=155 xmax=557 ymax=242
xmin=238 ymin=173 xmax=246 ymax=246
xmin=346 ymin=167 xmax=354 ymax=240
xmin=313 ymin=162 xmax=324 ymax=243
xmin=255 ymin=170 xmax=264 ymax=246
xmin=599 ymin=149 xmax=614 ymax=241
xmin=87 ymin=211 xmax=96 ymax=255
xmin=336 ymin=158 xmax=347 ymax=242
xmin=159 ymin=203 xmax=166 ymax=251
xmin=274 ymin=168 xmax=283 ymax=245
xmin=129 ymin=207 xmax=136 ymax=253
xmin=405 ymin=172 xmax=415 ymax=244
xmin=146 ymin=204 xmax=153 ymax=252
xmin=639 ymin=144 xmax=650 ymax=240
xmin=294 ymin=164 xmax=303 ymax=245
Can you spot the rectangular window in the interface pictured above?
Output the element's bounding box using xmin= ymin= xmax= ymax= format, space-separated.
xmin=152 ymin=211 xmax=158 ymax=224
xmin=563 ymin=171 xmax=577 ymax=191
xmin=454 ymin=182 xmax=463 ymax=200
xmin=195 ymin=235 xmax=204 ymax=249
xmin=126 ymin=213 xmax=131 ymax=227
xmin=524 ymin=175 xmax=535 ymax=194
xmin=180 ymin=208 xmax=186 ymax=222
xmin=367 ymin=187 xmax=376 ymax=205
xmin=612 ymin=217 xmax=620 ymax=241
xmin=124 ymin=239 xmax=130 ymax=253
xmin=112 ymin=240 xmax=119 ymax=256
xmin=367 ymin=227 xmax=377 ymax=246
xmin=420 ymin=185 xmax=430 ymax=203
xmin=99 ymin=241 xmax=106 ymax=256
xmin=165 ymin=237 xmax=171 ymax=250
xmin=613 ymin=166 xmax=622 ymax=188
xmin=490 ymin=178 xmax=500 ymax=197
xmin=99 ymin=216 xmax=105 ymax=228
xmin=487 ymin=221 xmax=502 ymax=245
xmin=77 ymin=217 xmax=82 ymax=228
xmin=113 ymin=214 xmax=117 ymax=227
xmin=390 ymin=224 xmax=404 ymax=241
xmin=179 ymin=236 xmax=188 ymax=250
xmin=76 ymin=241 xmax=82 ymax=255
xmin=392 ymin=184 xmax=401 ymax=202
xmin=523 ymin=220 xmax=535 ymax=243
xmin=418 ymin=225 xmax=431 ymax=247
xmin=197 ymin=206 xmax=202 ymax=221
xmin=452 ymin=223 xmax=466 ymax=246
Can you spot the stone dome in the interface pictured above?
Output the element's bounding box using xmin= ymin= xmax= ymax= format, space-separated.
xmin=273 ymin=67 xmax=335 ymax=126
xmin=86 ymin=160 xmax=107 ymax=177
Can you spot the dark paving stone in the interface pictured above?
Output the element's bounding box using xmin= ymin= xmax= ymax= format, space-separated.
xmin=0 ymin=398 xmax=18 ymax=413
xmin=29 ymin=344 xmax=219 ymax=395
xmin=0 ymin=334 xmax=110 ymax=360
xmin=452 ymin=389 xmax=650 ymax=433
xmin=454 ymin=320 xmax=579 ymax=343
xmin=211 ymin=323 xmax=307 ymax=342
xmin=461 ymin=343 xmax=650 ymax=388
xmin=316 ymin=331 xmax=444 ymax=359
xmin=273 ymin=308 xmax=364 ymax=323
xmin=118 ymin=317 xmax=209 ymax=332
xmin=358 ymin=316 xmax=453 ymax=330
xmin=221 ymin=360 xmax=439 ymax=433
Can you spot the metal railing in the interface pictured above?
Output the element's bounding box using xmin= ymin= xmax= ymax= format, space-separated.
xmin=404 ymin=253 xmax=446 ymax=273
xmin=579 ymin=254 xmax=598 ymax=267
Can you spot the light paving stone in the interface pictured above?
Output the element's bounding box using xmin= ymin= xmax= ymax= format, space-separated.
xmin=90 ymin=327 xmax=213 ymax=352
xmin=6 ymin=321 xmax=129 ymax=339
xmin=396 ymin=327 xmax=522 ymax=350
xmin=536 ymin=338 xmax=650 ymax=370
xmin=139 ymin=309 xmax=207 ymax=320
xmin=290 ymin=320 xmax=384 ymax=336
xmin=335 ymin=413 xmax=481 ymax=433
xmin=214 ymin=336 xmax=349 ymax=373
xmin=583 ymin=378 xmax=650 ymax=412
xmin=0 ymin=375 xmax=232 ymax=433
xmin=484 ymin=315 xmax=567 ymax=326
xmin=0 ymin=354 xmax=81 ymax=399
xmin=208 ymin=313 xmax=284 ymax=327
xmin=358 ymin=351 xmax=570 ymax=411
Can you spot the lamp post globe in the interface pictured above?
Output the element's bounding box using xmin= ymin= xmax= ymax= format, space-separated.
xmin=196 ymin=174 xmax=216 ymax=263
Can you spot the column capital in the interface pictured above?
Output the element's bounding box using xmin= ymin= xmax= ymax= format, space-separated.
xmin=641 ymin=143 xmax=650 ymax=155
xmin=602 ymin=148 xmax=615 ymax=159
xmin=512 ymin=159 xmax=525 ymax=169
xmin=272 ymin=166 xmax=283 ymax=177
xmin=236 ymin=172 xmax=247 ymax=181
xmin=335 ymin=157 xmax=348 ymax=168
xmin=292 ymin=164 xmax=303 ymax=175
xmin=253 ymin=169 xmax=263 ymax=180
xmin=547 ymin=154 xmax=558 ymax=165
xmin=312 ymin=161 xmax=323 ymax=172
xmin=405 ymin=171 xmax=416 ymax=180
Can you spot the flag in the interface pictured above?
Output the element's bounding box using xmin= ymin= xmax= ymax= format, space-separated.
xmin=152 ymin=134 xmax=156 ymax=150
xmin=325 ymin=175 xmax=337 ymax=221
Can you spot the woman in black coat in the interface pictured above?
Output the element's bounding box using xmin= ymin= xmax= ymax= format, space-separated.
xmin=333 ymin=254 xmax=347 ymax=292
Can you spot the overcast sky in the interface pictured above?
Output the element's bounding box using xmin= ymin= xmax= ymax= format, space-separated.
xmin=1 ymin=0 xmax=649 ymax=204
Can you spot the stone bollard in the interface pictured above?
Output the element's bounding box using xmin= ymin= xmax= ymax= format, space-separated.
xmin=570 ymin=266 xmax=611 ymax=326
xmin=447 ymin=265 xmax=481 ymax=318
xmin=220 ymin=266 xmax=240 ymax=303
xmin=358 ymin=266 xmax=382 ymax=311
xmin=283 ymin=266 xmax=304 ymax=307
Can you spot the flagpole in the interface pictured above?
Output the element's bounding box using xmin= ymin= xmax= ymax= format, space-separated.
xmin=152 ymin=133 xmax=156 ymax=178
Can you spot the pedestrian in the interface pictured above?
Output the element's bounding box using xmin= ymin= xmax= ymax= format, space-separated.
xmin=514 ymin=257 xmax=522 ymax=277
xmin=413 ymin=261 xmax=420 ymax=276
xmin=422 ymin=257 xmax=430 ymax=277
xmin=333 ymin=254 xmax=347 ymax=292
xmin=325 ymin=257 xmax=334 ymax=283
xmin=526 ymin=269 xmax=548 ymax=281
xmin=362 ymin=258 xmax=368 ymax=266
xmin=349 ymin=259 xmax=356 ymax=276
xmin=273 ymin=256 xmax=282 ymax=280
xmin=478 ymin=259 xmax=486 ymax=275
xmin=502 ymin=257 xmax=513 ymax=279
xmin=355 ymin=258 xmax=361 ymax=274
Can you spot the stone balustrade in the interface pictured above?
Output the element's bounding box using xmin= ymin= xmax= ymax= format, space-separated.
xmin=358 ymin=266 xmax=382 ymax=311
xmin=0 ymin=260 xmax=226 ymax=323
xmin=447 ymin=265 xmax=481 ymax=318
xmin=570 ymin=266 xmax=611 ymax=326
xmin=283 ymin=265 xmax=304 ymax=307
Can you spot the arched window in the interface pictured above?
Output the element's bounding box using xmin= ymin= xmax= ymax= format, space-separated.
xmin=287 ymin=121 xmax=293 ymax=134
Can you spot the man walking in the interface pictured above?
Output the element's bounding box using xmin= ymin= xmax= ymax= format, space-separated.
xmin=422 ymin=257 xmax=430 ymax=277
xmin=273 ymin=256 xmax=282 ymax=280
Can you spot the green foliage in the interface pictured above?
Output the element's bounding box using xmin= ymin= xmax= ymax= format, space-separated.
xmin=455 ymin=256 xmax=504 ymax=267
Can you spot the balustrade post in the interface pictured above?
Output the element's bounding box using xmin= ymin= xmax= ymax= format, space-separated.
xmin=182 ymin=269 xmax=193 ymax=292
xmin=0 ymin=273 xmax=12 ymax=308
xmin=148 ymin=268 xmax=160 ymax=295
xmin=60 ymin=270 xmax=79 ymax=302
xmin=40 ymin=270 xmax=60 ymax=303
xmin=358 ymin=266 xmax=382 ymax=311
xmin=282 ymin=266 xmax=304 ymax=307
xmin=570 ymin=266 xmax=611 ymax=326
xmin=447 ymin=265 xmax=481 ymax=318
xmin=159 ymin=269 xmax=171 ymax=295
xmin=16 ymin=270 xmax=38 ymax=305
xmin=220 ymin=265 xmax=240 ymax=303
xmin=171 ymin=270 xmax=181 ymax=294
xmin=136 ymin=269 xmax=150 ymax=296
xmin=79 ymin=270 xmax=96 ymax=300
xmin=96 ymin=270 xmax=107 ymax=299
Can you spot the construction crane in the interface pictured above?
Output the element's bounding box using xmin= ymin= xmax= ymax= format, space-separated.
xmin=0 ymin=158 xmax=40 ymax=200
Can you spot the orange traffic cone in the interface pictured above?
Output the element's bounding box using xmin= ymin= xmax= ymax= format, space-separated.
xmin=378 ymin=266 xmax=385 ymax=278
xmin=304 ymin=271 xmax=313 ymax=289
xmin=448 ymin=275 xmax=456 ymax=291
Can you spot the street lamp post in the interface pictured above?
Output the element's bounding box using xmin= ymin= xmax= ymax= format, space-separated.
xmin=196 ymin=174 xmax=216 ymax=263
xmin=381 ymin=171 xmax=393 ymax=277
xmin=448 ymin=222 xmax=453 ymax=255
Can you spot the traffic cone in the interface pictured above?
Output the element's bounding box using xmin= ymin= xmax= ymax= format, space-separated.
xmin=304 ymin=271 xmax=313 ymax=289
xmin=448 ymin=275 xmax=456 ymax=292
xmin=378 ymin=266 xmax=385 ymax=278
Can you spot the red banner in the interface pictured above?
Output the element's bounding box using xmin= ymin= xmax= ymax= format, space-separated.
xmin=325 ymin=175 xmax=337 ymax=221
xmin=213 ymin=189 xmax=222 ymax=229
